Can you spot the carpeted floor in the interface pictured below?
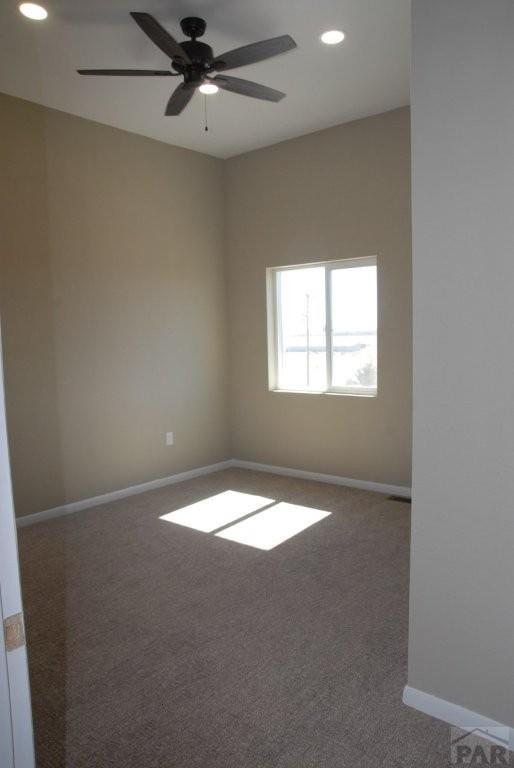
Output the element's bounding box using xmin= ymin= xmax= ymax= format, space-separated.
xmin=18 ymin=468 xmax=455 ymax=767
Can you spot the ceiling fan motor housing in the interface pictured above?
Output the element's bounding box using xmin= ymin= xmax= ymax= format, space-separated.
xmin=174 ymin=40 xmax=213 ymax=72
xmin=172 ymin=19 xmax=213 ymax=82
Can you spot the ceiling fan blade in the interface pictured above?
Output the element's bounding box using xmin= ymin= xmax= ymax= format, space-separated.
xmin=165 ymin=82 xmax=195 ymax=116
xmin=77 ymin=69 xmax=173 ymax=76
xmin=130 ymin=12 xmax=191 ymax=64
xmin=213 ymin=75 xmax=285 ymax=102
xmin=213 ymin=35 xmax=296 ymax=71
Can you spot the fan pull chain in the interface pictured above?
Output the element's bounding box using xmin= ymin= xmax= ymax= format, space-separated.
xmin=204 ymin=95 xmax=209 ymax=132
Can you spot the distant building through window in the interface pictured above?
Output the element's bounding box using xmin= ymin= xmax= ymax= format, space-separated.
xmin=267 ymin=257 xmax=377 ymax=396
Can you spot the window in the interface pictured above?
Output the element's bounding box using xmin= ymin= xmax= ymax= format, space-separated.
xmin=267 ymin=257 xmax=377 ymax=396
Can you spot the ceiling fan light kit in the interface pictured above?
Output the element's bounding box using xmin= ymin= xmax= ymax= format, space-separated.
xmin=321 ymin=29 xmax=345 ymax=45
xmin=77 ymin=12 xmax=297 ymax=117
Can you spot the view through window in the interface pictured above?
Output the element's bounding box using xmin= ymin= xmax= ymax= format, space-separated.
xmin=268 ymin=257 xmax=377 ymax=395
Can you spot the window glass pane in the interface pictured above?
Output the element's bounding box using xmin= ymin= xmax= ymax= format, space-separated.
xmin=330 ymin=265 xmax=377 ymax=390
xmin=276 ymin=267 xmax=326 ymax=391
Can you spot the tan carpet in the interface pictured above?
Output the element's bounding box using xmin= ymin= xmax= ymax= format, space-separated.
xmin=18 ymin=468 xmax=454 ymax=767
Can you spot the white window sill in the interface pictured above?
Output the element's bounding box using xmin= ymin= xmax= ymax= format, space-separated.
xmin=269 ymin=388 xmax=377 ymax=399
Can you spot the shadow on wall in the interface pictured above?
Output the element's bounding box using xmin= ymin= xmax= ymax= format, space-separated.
xmin=0 ymin=98 xmax=65 ymax=517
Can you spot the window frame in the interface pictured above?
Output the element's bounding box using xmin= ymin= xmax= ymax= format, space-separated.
xmin=266 ymin=256 xmax=378 ymax=397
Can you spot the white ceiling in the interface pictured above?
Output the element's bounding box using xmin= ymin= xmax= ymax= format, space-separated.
xmin=0 ymin=0 xmax=411 ymax=158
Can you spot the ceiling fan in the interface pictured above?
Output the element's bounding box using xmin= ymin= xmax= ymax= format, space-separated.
xmin=77 ymin=13 xmax=297 ymax=116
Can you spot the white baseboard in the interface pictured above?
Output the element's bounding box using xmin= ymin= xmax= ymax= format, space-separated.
xmin=231 ymin=459 xmax=411 ymax=498
xmin=16 ymin=458 xmax=410 ymax=528
xmin=403 ymin=685 xmax=514 ymax=750
xmin=15 ymin=460 xmax=234 ymax=528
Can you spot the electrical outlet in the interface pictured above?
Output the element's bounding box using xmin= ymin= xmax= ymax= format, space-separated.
xmin=166 ymin=432 xmax=174 ymax=446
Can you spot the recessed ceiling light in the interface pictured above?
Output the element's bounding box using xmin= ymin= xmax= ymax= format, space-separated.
xmin=19 ymin=2 xmax=48 ymax=20
xmin=321 ymin=29 xmax=345 ymax=45
xmin=199 ymin=82 xmax=219 ymax=95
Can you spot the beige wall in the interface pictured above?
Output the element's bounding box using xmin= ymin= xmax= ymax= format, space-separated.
xmin=225 ymin=107 xmax=412 ymax=487
xmin=0 ymin=96 xmax=411 ymax=518
xmin=408 ymin=0 xmax=514 ymax=728
xmin=0 ymin=93 xmax=230 ymax=517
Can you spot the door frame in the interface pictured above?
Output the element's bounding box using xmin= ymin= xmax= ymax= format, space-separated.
xmin=0 ymin=325 xmax=35 ymax=768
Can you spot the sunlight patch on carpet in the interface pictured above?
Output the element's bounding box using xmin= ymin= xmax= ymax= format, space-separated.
xmin=215 ymin=502 xmax=331 ymax=550
xmin=159 ymin=490 xmax=275 ymax=533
